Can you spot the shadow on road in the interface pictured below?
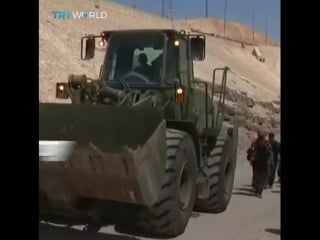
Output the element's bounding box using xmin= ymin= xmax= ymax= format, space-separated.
xmin=232 ymin=191 xmax=254 ymax=197
xmin=39 ymin=223 xmax=140 ymax=240
xmin=232 ymin=185 xmax=255 ymax=197
xmin=191 ymin=212 xmax=201 ymax=218
xmin=234 ymin=187 xmax=253 ymax=192
xmin=265 ymin=228 xmax=280 ymax=235
xmin=271 ymin=190 xmax=281 ymax=193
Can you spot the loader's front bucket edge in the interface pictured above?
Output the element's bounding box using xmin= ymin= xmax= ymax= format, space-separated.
xmin=126 ymin=120 xmax=167 ymax=206
xmin=39 ymin=104 xmax=168 ymax=208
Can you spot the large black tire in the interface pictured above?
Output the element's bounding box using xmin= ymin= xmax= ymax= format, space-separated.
xmin=195 ymin=125 xmax=237 ymax=213
xmin=132 ymin=129 xmax=198 ymax=238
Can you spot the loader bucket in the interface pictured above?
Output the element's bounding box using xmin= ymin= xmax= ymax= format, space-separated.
xmin=39 ymin=103 xmax=167 ymax=208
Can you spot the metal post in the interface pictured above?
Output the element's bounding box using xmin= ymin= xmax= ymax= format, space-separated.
xmin=223 ymin=0 xmax=227 ymax=37
xmin=169 ymin=0 xmax=173 ymax=20
xmin=252 ymin=8 xmax=255 ymax=42
xmin=205 ymin=0 xmax=208 ymax=18
xmin=265 ymin=12 xmax=268 ymax=44
xmin=162 ymin=0 xmax=165 ymax=17
xmin=166 ymin=0 xmax=171 ymax=19
xmin=93 ymin=0 xmax=100 ymax=8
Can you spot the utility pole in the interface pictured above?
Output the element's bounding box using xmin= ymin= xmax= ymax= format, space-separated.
xmin=265 ymin=12 xmax=268 ymax=44
xmin=246 ymin=0 xmax=255 ymax=43
xmin=94 ymin=0 xmax=100 ymax=9
xmin=167 ymin=0 xmax=173 ymax=20
xmin=132 ymin=0 xmax=136 ymax=9
xmin=165 ymin=0 xmax=171 ymax=19
xmin=252 ymin=5 xmax=255 ymax=42
xmin=205 ymin=0 xmax=208 ymax=18
xmin=223 ymin=0 xmax=227 ymax=37
xmin=162 ymin=0 xmax=165 ymax=17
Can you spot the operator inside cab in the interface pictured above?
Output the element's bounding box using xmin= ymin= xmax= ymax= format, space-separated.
xmin=103 ymin=31 xmax=165 ymax=85
xmin=134 ymin=53 xmax=153 ymax=80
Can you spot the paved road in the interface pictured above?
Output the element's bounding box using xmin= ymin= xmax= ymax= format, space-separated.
xmin=39 ymin=155 xmax=280 ymax=240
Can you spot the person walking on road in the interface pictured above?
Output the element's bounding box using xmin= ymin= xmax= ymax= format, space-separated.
xmin=251 ymin=131 xmax=273 ymax=198
xmin=247 ymin=131 xmax=267 ymax=192
xmin=268 ymin=133 xmax=281 ymax=186
xmin=277 ymin=157 xmax=281 ymax=183
xmin=247 ymin=136 xmax=258 ymax=191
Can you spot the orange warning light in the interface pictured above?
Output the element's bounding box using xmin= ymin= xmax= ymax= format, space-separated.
xmin=175 ymin=86 xmax=185 ymax=103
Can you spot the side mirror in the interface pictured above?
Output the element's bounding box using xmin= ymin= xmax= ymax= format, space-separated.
xmin=81 ymin=37 xmax=96 ymax=60
xmin=190 ymin=36 xmax=205 ymax=61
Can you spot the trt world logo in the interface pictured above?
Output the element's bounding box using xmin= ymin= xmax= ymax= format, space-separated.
xmin=52 ymin=10 xmax=108 ymax=19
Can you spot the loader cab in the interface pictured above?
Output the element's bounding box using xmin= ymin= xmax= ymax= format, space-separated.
xmin=101 ymin=31 xmax=166 ymax=87
xmin=98 ymin=30 xmax=205 ymax=89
